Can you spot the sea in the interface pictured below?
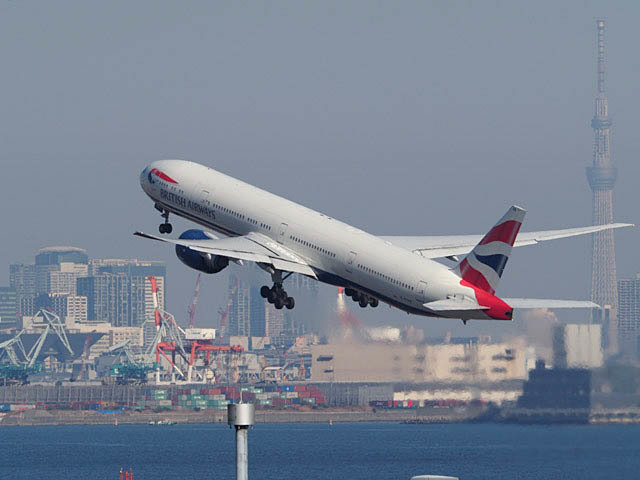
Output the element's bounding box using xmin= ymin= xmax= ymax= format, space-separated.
xmin=0 ymin=422 xmax=638 ymax=479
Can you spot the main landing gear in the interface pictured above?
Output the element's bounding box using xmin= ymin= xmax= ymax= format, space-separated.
xmin=344 ymin=288 xmax=379 ymax=308
xmin=260 ymin=270 xmax=295 ymax=310
xmin=155 ymin=204 xmax=173 ymax=234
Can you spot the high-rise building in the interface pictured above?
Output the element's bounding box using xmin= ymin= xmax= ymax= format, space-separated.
xmin=0 ymin=287 xmax=17 ymax=330
xmin=34 ymin=246 xmax=88 ymax=295
xmin=586 ymin=20 xmax=619 ymax=354
xmin=77 ymin=260 xmax=165 ymax=327
xmin=34 ymin=294 xmax=88 ymax=322
xmin=227 ymin=277 xmax=266 ymax=337
xmin=618 ymin=274 xmax=640 ymax=355
xmin=9 ymin=263 xmax=35 ymax=315
xmin=226 ymin=272 xmax=320 ymax=346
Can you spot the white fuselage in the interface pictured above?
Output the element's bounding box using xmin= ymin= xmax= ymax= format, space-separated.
xmin=140 ymin=160 xmax=487 ymax=318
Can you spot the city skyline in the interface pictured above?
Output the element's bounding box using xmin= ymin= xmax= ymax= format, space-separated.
xmin=3 ymin=246 xmax=166 ymax=329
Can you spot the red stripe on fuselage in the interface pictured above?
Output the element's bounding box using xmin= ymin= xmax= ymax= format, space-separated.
xmin=478 ymin=220 xmax=522 ymax=246
xmin=151 ymin=168 xmax=179 ymax=184
xmin=458 ymin=258 xmax=495 ymax=295
xmin=460 ymin=279 xmax=513 ymax=320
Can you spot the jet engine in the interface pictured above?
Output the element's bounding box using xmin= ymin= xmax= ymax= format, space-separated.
xmin=175 ymin=229 xmax=229 ymax=274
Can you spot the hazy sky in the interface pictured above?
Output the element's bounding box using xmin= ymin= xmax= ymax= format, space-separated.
xmin=1 ymin=1 xmax=638 ymax=338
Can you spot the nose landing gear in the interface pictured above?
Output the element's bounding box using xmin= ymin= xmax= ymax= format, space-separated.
xmin=155 ymin=205 xmax=173 ymax=234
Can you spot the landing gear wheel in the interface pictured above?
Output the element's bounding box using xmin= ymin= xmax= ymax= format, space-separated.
xmin=359 ymin=297 xmax=369 ymax=308
xmin=159 ymin=210 xmax=172 ymax=234
xmin=267 ymin=290 xmax=277 ymax=304
xmin=260 ymin=286 xmax=271 ymax=298
xmin=285 ymin=297 xmax=295 ymax=310
xmin=274 ymin=297 xmax=284 ymax=309
xmin=369 ymin=297 xmax=379 ymax=308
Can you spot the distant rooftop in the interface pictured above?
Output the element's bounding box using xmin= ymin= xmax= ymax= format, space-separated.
xmin=36 ymin=246 xmax=88 ymax=265
xmin=37 ymin=246 xmax=87 ymax=254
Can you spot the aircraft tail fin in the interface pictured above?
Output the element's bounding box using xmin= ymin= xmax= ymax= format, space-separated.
xmin=451 ymin=205 xmax=526 ymax=294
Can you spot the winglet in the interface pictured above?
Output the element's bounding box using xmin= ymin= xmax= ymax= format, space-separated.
xmin=134 ymin=231 xmax=169 ymax=242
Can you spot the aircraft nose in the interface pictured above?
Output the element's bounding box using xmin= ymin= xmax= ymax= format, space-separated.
xmin=140 ymin=166 xmax=152 ymax=190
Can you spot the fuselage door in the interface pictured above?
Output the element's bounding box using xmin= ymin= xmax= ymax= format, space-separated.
xmin=416 ymin=280 xmax=428 ymax=305
xmin=278 ymin=223 xmax=288 ymax=244
xmin=345 ymin=251 xmax=357 ymax=274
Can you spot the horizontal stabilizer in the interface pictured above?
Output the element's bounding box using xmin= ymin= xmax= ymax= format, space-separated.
xmin=424 ymin=296 xmax=489 ymax=312
xmin=503 ymin=298 xmax=599 ymax=309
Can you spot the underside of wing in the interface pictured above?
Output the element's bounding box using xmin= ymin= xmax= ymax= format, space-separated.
xmin=134 ymin=231 xmax=317 ymax=278
xmin=380 ymin=223 xmax=633 ymax=259
xmin=503 ymin=298 xmax=599 ymax=309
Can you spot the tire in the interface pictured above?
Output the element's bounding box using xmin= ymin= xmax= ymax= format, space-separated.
xmin=268 ymin=290 xmax=277 ymax=303
xmin=352 ymin=292 xmax=361 ymax=302
xmin=159 ymin=224 xmax=166 ymax=234
xmin=285 ymin=297 xmax=295 ymax=310
xmin=359 ymin=296 xmax=368 ymax=308
xmin=274 ymin=298 xmax=284 ymax=310
xmin=344 ymin=288 xmax=355 ymax=297
xmin=369 ymin=297 xmax=379 ymax=308
xmin=165 ymin=224 xmax=173 ymax=234
xmin=260 ymin=286 xmax=270 ymax=298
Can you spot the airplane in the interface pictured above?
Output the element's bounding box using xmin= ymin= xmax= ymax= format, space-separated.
xmin=135 ymin=160 xmax=632 ymax=323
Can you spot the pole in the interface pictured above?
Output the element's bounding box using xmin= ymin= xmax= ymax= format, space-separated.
xmin=228 ymin=403 xmax=255 ymax=480
xmin=236 ymin=426 xmax=249 ymax=480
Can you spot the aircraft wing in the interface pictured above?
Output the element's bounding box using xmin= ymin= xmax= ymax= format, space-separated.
xmin=379 ymin=223 xmax=633 ymax=259
xmin=503 ymin=298 xmax=599 ymax=309
xmin=134 ymin=231 xmax=318 ymax=278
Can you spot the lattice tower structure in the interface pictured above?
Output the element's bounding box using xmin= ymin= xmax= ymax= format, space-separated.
xmin=586 ymin=19 xmax=618 ymax=353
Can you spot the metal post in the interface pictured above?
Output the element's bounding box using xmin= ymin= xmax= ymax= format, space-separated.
xmin=236 ymin=426 xmax=248 ymax=480
xmin=228 ymin=403 xmax=255 ymax=480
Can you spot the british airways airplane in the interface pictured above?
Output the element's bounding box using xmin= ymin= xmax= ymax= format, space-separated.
xmin=136 ymin=160 xmax=631 ymax=323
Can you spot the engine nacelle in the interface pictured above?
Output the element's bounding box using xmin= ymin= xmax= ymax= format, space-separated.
xmin=175 ymin=229 xmax=229 ymax=274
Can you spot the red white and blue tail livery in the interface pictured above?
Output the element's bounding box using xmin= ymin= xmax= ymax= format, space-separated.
xmin=453 ymin=205 xmax=525 ymax=295
xmin=135 ymin=159 xmax=634 ymax=323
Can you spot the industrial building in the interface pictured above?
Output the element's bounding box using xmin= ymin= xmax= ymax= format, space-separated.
xmin=310 ymin=338 xmax=528 ymax=384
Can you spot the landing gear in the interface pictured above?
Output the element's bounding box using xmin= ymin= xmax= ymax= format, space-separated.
xmin=157 ymin=208 xmax=173 ymax=234
xmin=345 ymin=288 xmax=379 ymax=309
xmin=260 ymin=271 xmax=295 ymax=310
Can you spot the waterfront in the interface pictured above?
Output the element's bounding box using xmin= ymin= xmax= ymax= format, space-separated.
xmin=0 ymin=423 xmax=638 ymax=479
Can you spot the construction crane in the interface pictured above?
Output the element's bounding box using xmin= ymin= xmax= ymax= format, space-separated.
xmin=146 ymin=276 xmax=189 ymax=383
xmin=218 ymin=275 xmax=239 ymax=339
xmin=187 ymin=273 xmax=201 ymax=328
xmin=0 ymin=310 xmax=73 ymax=383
